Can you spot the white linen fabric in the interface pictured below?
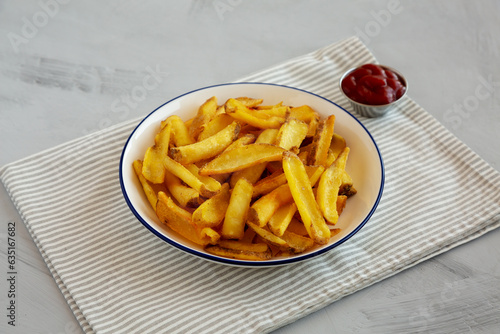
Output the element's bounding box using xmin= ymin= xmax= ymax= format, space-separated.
xmin=2 ymin=36 xmax=499 ymax=334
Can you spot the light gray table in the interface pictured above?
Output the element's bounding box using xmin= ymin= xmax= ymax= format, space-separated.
xmin=1 ymin=1 xmax=499 ymax=333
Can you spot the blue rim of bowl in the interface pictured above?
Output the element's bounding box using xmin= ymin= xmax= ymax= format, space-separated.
xmin=119 ymin=82 xmax=385 ymax=267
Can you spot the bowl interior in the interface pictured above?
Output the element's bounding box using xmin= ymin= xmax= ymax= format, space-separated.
xmin=120 ymin=83 xmax=384 ymax=267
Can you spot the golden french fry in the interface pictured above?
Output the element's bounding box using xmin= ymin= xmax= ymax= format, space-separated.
xmin=289 ymin=105 xmax=319 ymax=122
xmin=280 ymin=230 xmax=315 ymax=253
xmin=197 ymin=113 xmax=235 ymax=141
xmin=141 ymin=122 xmax=172 ymax=184
xmin=247 ymin=222 xmax=288 ymax=249
xmin=142 ymin=147 xmax=163 ymax=183
xmin=229 ymin=129 xmax=278 ymax=187
xmin=225 ymin=98 xmax=285 ymax=129
xmin=222 ymin=178 xmax=253 ymax=240
xmin=307 ymin=114 xmax=335 ymax=167
xmin=252 ymin=168 xmax=286 ymax=198
xmin=236 ymin=97 xmax=264 ymax=108
xmin=184 ymin=164 xmax=221 ymax=197
xmin=268 ymin=203 xmax=297 ymax=237
xmin=339 ymin=171 xmax=357 ymax=197
xmin=133 ymin=160 xmax=158 ymax=210
xmin=255 ymin=128 xmax=280 ymax=144
xmin=205 ymin=241 xmax=271 ymax=261
xmin=192 ymin=183 xmax=230 ymax=228
xmin=224 ymin=133 xmax=256 ymax=151
xmin=162 ymin=115 xmax=194 ymax=147
xmin=156 ymin=191 xmax=211 ymax=246
xmin=189 ymin=96 xmax=218 ymax=139
xmin=317 ymin=147 xmax=350 ymax=224
xmin=336 ymin=195 xmax=347 ymax=216
xmin=251 ymin=105 xmax=289 ymax=119
xmin=205 ymin=134 xmax=255 ymax=184
xmin=229 ymin=162 xmax=267 ymax=188
xmin=248 ymin=183 xmax=294 ymax=227
xmin=248 ymin=165 xmax=324 ymax=227
xmin=256 ymin=101 xmax=282 ymax=109
xmin=162 ymin=156 xmax=218 ymax=198
xmin=170 ymin=121 xmax=240 ymax=165
xmin=199 ymin=144 xmax=286 ymax=175
xmin=164 ymin=170 xmax=201 ymax=207
xmin=276 ymin=118 xmax=309 ymax=151
xmin=325 ymin=133 xmax=347 ymax=166
xmin=283 ymin=151 xmax=330 ymax=244
xmin=306 ymin=116 xmax=319 ymax=137
xmin=289 ymin=105 xmax=320 ymax=137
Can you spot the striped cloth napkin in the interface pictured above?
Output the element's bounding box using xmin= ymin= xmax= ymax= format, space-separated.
xmin=2 ymin=36 xmax=500 ymax=334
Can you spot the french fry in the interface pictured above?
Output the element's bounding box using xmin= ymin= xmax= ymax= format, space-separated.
xmin=325 ymin=133 xmax=347 ymax=166
xmin=248 ymin=184 xmax=294 ymax=227
xmin=199 ymin=144 xmax=286 ymax=175
xmin=225 ymin=98 xmax=285 ymax=129
xmin=247 ymin=222 xmax=288 ymax=249
xmin=282 ymin=151 xmax=330 ymax=244
xmin=330 ymin=133 xmax=347 ymax=160
xmin=256 ymin=101 xmax=282 ymax=109
xmin=162 ymin=115 xmax=194 ymax=147
xmin=317 ymin=147 xmax=350 ymax=224
xmin=251 ymin=105 xmax=289 ymax=119
xmin=339 ymin=171 xmax=357 ymax=197
xmin=280 ymin=230 xmax=315 ymax=253
xmin=255 ymin=128 xmax=280 ymax=144
xmin=276 ymin=118 xmax=309 ymax=152
xmin=156 ymin=192 xmax=211 ymax=246
xmin=336 ymin=195 xmax=347 ymax=216
xmin=192 ymin=183 xmax=230 ymax=228
xmin=184 ymin=164 xmax=222 ymax=196
xmin=222 ymin=178 xmax=253 ymax=240
xmin=162 ymin=156 xmax=219 ymax=198
xmin=268 ymin=203 xmax=297 ymax=237
xmin=306 ymin=116 xmax=319 ymax=137
xmin=248 ymin=165 xmax=324 ymax=227
xmin=141 ymin=122 xmax=172 ymax=184
xmin=289 ymin=105 xmax=320 ymax=137
xmin=229 ymin=128 xmax=279 ymax=187
xmin=189 ymin=96 xmax=218 ymax=139
xmin=197 ymin=113 xmax=235 ymax=141
xmin=220 ymin=134 xmax=256 ymax=155
xmin=252 ymin=168 xmax=286 ymax=198
xmin=289 ymin=105 xmax=319 ymax=122
xmin=208 ymin=134 xmax=256 ymax=184
xmin=133 ymin=160 xmax=158 ymax=210
xmin=163 ymin=170 xmax=201 ymax=208
xmin=205 ymin=241 xmax=271 ymax=261
xmin=170 ymin=121 xmax=240 ymax=165
xmin=307 ymin=114 xmax=335 ymax=167
xmin=236 ymin=97 xmax=264 ymax=108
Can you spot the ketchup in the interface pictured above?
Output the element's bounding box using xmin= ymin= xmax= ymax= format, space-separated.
xmin=341 ymin=64 xmax=406 ymax=105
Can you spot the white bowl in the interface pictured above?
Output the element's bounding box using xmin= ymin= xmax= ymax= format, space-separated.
xmin=119 ymin=82 xmax=384 ymax=267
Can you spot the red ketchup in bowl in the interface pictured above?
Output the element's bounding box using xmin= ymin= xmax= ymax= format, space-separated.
xmin=341 ymin=64 xmax=406 ymax=105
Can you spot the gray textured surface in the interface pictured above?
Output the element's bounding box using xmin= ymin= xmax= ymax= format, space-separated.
xmin=1 ymin=1 xmax=499 ymax=333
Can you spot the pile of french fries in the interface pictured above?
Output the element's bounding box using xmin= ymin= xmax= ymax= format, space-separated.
xmin=133 ymin=96 xmax=356 ymax=261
